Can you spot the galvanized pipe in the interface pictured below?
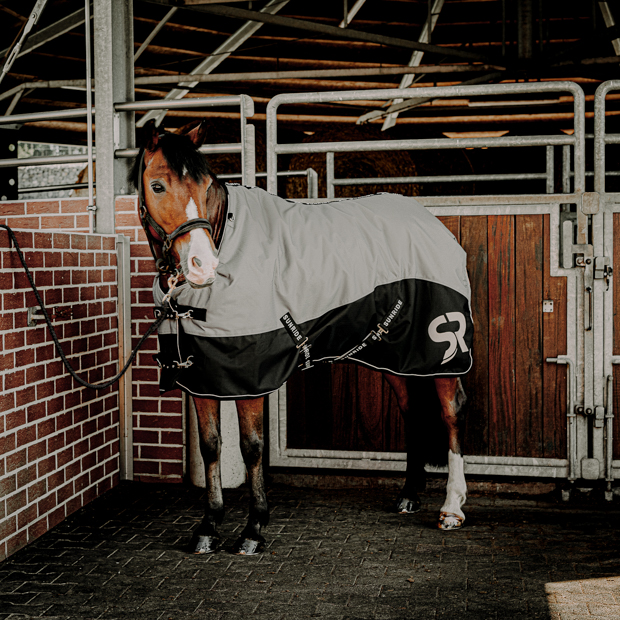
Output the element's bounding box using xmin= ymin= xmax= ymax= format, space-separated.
xmin=18 ymin=182 xmax=91 ymax=194
xmin=114 ymin=143 xmax=242 ymax=159
xmin=0 ymin=107 xmax=91 ymax=125
xmin=0 ymin=154 xmax=92 ymax=168
xmin=546 ymin=145 xmax=554 ymax=194
xmin=114 ymin=95 xmax=254 ymax=114
xmin=332 ymin=172 xmax=551 ymax=186
xmin=84 ymin=0 xmax=95 ymax=233
xmin=266 ymin=82 xmax=585 ymax=194
xmin=594 ymin=80 xmax=620 ymax=193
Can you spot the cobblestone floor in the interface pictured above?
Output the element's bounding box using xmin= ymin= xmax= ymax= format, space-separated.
xmin=0 ymin=481 xmax=619 ymax=620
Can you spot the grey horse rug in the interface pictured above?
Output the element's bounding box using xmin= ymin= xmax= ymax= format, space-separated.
xmin=153 ymin=184 xmax=474 ymax=399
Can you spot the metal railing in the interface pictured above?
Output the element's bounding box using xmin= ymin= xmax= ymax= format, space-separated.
xmin=266 ymin=82 xmax=586 ymax=200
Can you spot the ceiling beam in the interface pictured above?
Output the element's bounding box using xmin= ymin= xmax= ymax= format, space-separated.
xmin=142 ymin=0 xmax=489 ymax=62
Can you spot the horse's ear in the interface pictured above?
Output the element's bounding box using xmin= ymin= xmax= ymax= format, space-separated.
xmin=137 ymin=119 xmax=160 ymax=152
xmin=186 ymin=119 xmax=208 ymax=147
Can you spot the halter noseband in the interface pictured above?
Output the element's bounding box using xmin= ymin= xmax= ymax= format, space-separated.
xmin=137 ymin=149 xmax=214 ymax=275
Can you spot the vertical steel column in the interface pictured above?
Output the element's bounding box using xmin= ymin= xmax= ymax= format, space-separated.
xmin=116 ymin=234 xmax=133 ymax=480
xmin=326 ymin=152 xmax=335 ymax=199
xmin=84 ymin=0 xmax=95 ymax=233
xmin=93 ymin=0 xmax=134 ymax=234
xmin=546 ymin=145 xmax=554 ymax=193
xmin=240 ymin=95 xmax=256 ymax=186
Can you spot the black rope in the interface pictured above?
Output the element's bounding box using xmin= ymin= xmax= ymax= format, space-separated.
xmin=1 ymin=224 xmax=166 ymax=390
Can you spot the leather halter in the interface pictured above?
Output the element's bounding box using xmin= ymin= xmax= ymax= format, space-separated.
xmin=136 ymin=149 xmax=214 ymax=275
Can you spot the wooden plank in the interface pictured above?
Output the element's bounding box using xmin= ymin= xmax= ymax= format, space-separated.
xmin=542 ymin=214 xmax=567 ymax=459
xmin=331 ymin=363 xmax=357 ymax=451
xmin=515 ymin=215 xmax=544 ymax=458
xmin=460 ymin=216 xmax=489 ymax=456
xmin=355 ymin=367 xmax=385 ymax=451
xmin=438 ymin=215 xmax=461 ymax=243
xmin=487 ymin=215 xmax=516 ymax=456
xmin=383 ymin=376 xmax=405 ymax=452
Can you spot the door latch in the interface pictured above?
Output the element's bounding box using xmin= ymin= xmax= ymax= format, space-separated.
xmin=594 ymin=256 xmax=613 ymax=290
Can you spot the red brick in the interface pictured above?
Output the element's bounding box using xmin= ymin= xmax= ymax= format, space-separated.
xmin=0 ymin=310 xmax=13 ymax=331
xmin=6 ymin=529 xmax=28 ymax=557
xmin=160 ymin=462 xmax=183 ymax=478
xmin=87 ymin=236 xmax=102 ymax=250
xmin=28 ymin=440 xmax=47 ymax=463
xmin=140 ymin=445 xmax=182 ymax=461
xmin=17 ymin=464 xmax=36 ymax=489
xmin=44 ymin=287 xmax=62 ymax=306
xmin=3 ymin=289 xmax=25 ymax=311
xmin=72 ymin=270 xmax=86 ymax=285
xmin=63 ymin=285 xmax=79 ymax=303
xmin=87 ymin=269 xmax=102 ymax=284
xmin=37 ymin=493 xmax=56 ymax=516
xmin=61 ymin=199 xmax=88 ymax=214
xmin=6 ymin=408 xmax=25 ymax=430
xmin=13 ymin=310 xmax=28 ymax=329
xmin=80 ymin=253 xmax=95 ymax=267
xmin=102 ymin=269 xmax=116 ymax=283
xmin=15 ymin=348 xmax=35 ymax=367
xmin=1 ymin=202 xmax=25 ymax=216
xmin=160 ymin=399 xmax=183 ymax=414
xmin=27 ymin=200 xmax=59 ymax=215
xmin=37 ymin=454 xmax=55 ymax=477
xmin=28 ymin=516 xmax=49 ymax=541
xmin=41 ymin=216 xmax=74 ymax=230
xmin=75 ymin=215 xmax=89 ymax=230
xmin=57 ymin=481 xmax=74 ymax=504
xmin=21 ymin=251 xmax=44 ymax=268
xmin=6 ymin=447 xmax=26 ymax=473
xmin=0 ymin=351 xmax=13 ymax=371
xmin=35 ymin=233 xmax=53 ymax=249
xmin=80 ymin=286 xmax=95 ymax=302
xmin=0 ymin=475 xmax=17 ymax=497
xmin=5 ymin=369 xmax=25 ymax=390
xmin=26 ymin=364 xmax=45 ymax=384
xmin=48 ymin=470 xmax=65 ymax=491
xmin=83 ymin=484 xmax=98 ymax=506
xmin=0 ymin=389 xmax=15 ymax=412
xmin=27 ymin=479 xmax=47 ymax=504
xmin=4 ymin=217 xmax=39 ymax=230
xmin=161 ymin=431 xmax=183 ymax=446
xmin=36 ymin=382 xmax=55 ymax=401
xmin=133 ymin=460 xmax=159 ymax=475
xmin=105 ymin=459 xmax=118 ymax=476
xmin=52 ymin=234 xmax=71 ymax=250
xmin=37 ymin=418 xmax=55 ymax=439
xmin=74 ymin=472 xmax=89 ymax=493
xmin=6 ymin=489 xmax=27 ymax=516
xmin=66 ymin=496 xmax=82 ymax=517
xmin=71 ymin=235 xmax=86 ymax=250
xmin=26 ymin=327 xmax=46 ymax=346
xmin=17 ymin=425 xmax=36 ymax=448
xmin=74 ymin=438 xmax=90 ymax=458
xmin=48 ymin=505 xmax=65 ymax=529
xmin=3 ymin=329 xmax=25 ymax=350
xmin=17 ymin=504 xmax=38 ymax=530
xmin=47 ymin=433 xmax=65 ymax=454
xmin=15 ymin=386 xmax=35 ymax=408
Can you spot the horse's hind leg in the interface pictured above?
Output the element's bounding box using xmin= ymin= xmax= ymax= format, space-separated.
xmin=232 ymin=397 xmax=269 ymax=555
xmin=383 ymin=373 xmax=425 ymax=514
xmin=435 ymin=377 xmax=467 ymax=530
xmin=192 ymin=397 xmax=224 ymax=554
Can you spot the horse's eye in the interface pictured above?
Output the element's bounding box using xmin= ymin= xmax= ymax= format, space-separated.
xmin=151 ymin=182 xmax=165 ymax=194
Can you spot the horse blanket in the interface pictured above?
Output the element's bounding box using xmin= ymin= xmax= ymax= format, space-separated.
xmin=153 ymin=184 xmax=474 ymax=399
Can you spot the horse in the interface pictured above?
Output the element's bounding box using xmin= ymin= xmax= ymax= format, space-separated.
xmin=130 ymin=119 xmax=472 ymax=556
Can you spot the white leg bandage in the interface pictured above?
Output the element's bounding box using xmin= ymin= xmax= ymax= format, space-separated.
xmin=440 ymin=450 xmax=467 ymax=521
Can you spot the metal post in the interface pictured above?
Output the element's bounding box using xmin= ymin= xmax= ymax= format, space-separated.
xmin=307 ymin=168 xmax=319 ymax=199
xmin=546 ymin=145 xmax=554 ymax=193
xmin=116 ymin=234 xmax=133 ymax=481
xmin=326 ymin=152 xmax=335 ymax=199
xmin=93 ymin=0 xmax=134 ymax=234
xmin=84 ymin=0 xmax=95 ymax=233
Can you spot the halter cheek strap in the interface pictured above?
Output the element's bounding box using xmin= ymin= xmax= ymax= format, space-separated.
xmin=136 ymin=149 xmax=214 ymax=275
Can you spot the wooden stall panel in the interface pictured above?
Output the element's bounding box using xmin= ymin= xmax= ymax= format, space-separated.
xmin=286 ymin=212 xmax=568 ymax=462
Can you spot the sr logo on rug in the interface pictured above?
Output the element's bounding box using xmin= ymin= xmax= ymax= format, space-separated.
xmin=428 ymin=312 xmax=469 ymax=364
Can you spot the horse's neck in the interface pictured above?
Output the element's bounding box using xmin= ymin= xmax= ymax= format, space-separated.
xmin=207 ymin=178 xmax=228 ymax=249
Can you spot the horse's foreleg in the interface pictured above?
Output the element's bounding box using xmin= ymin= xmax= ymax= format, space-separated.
xmin=232 ymin=397 xmax=268 ymax=555
xmin=435 ymin=377 xmax=467 ymax=530
xmin=383 ymin=373 xmax=425 ymax=514
xmin=192 ymin=397 xmax=224 ymax=553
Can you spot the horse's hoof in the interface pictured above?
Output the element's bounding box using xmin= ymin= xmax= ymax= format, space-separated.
xmin=232 ymin=537 xmax=265 ymax=555
xmin=396 ymin=496 xmax=421 ymax=514
xmin=193 ymin=535 xmax=221 ymax=554
xmin=438 ymin=512 xmax=464 ymax=530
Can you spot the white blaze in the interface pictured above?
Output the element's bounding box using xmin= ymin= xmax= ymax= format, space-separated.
xmin=185 ymin=197 xmax=218 ymax=284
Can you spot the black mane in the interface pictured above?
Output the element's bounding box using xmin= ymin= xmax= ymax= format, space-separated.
xmin=128 ymin=131 xmax=214 ymax=190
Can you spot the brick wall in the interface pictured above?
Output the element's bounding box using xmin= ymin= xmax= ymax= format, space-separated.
xmin=0 ymin=198 xmax=90 ymax=232
xmin=115 ymin=196 xmax=185 ymax=484
xmin=0 ymin=227 xmax=120 ymax=561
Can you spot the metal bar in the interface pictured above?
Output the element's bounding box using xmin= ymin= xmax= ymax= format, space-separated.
xmin=546 ymin=145 xmax=554 ymax=193
xmin=0 ymin=107 xmax=90 ymax=124
xmin=382 ymin=0 xmax=445 ymax=130
xmin=594 ymin=80 xmax=620 ymax=194
xmin=0 ymin=5 xmax=87 ymax=62
xmin=0 ymin=154 xmax=92 ymax=168
xmin=137 ymin=0 xmax=288 ymax=127
xmin=598 ymin=2 xmax=620 ymax=55
xmin=563 ymin=144 xmax=571 ymax=192
xmin=0 ymin=0 xmax=50 ymax=86
xmin=116 ymin=234 xmax=133 ymax=481
xmin=307 ymin=168 xmax=319 ymax=199
xmin=277 ymin=135 xmax=574 ymax=156
xmin=134 ymin=7 xmax=177 ymax=62
xmin=18 ymin=182 xmax=91 ymax=194
xmin=133 ymin=63 xmax=505 ymax=87
xmin=114 ymin=142 xmax=242 ymax=159
xmin=115 ymin=96 xmax=250 ymax=112
xmin=169 ymin=0 xmax=488 ymax=62
xmin=218 ymin=170 xmax=313 ymax=180
xmin=84 ymin=0 xmax=95 ymax=234
xmin=338 ymin=0 xmax=366 ymax=27
xmin=326 ymin=152 xmax=335 ymax=199
xmin=4 ymin=89 xmax=24 ymax=117
xmin=332 ymin=172 xmax=550 ymax=185
xmin=546 ymin=356 xmax=577 ymax=481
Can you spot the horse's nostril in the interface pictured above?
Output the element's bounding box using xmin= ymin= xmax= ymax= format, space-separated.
xmin=192 ymin=257 xmax=202 ymax=268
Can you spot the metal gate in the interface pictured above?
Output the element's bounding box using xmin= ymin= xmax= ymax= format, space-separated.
xmin=265 ymin=81 xmax=615 ymax=488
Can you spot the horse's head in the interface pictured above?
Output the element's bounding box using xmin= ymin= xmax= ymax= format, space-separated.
xmin=132 ymin=120 xmax=226 ymax=288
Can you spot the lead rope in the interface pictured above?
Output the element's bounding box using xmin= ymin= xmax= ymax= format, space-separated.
xmin=1 ymin=224 xmax=175 ymax=390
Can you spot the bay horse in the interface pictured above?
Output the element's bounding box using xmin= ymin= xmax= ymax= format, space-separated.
xmin=131 ymin=120 xmax=471 ymax=555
